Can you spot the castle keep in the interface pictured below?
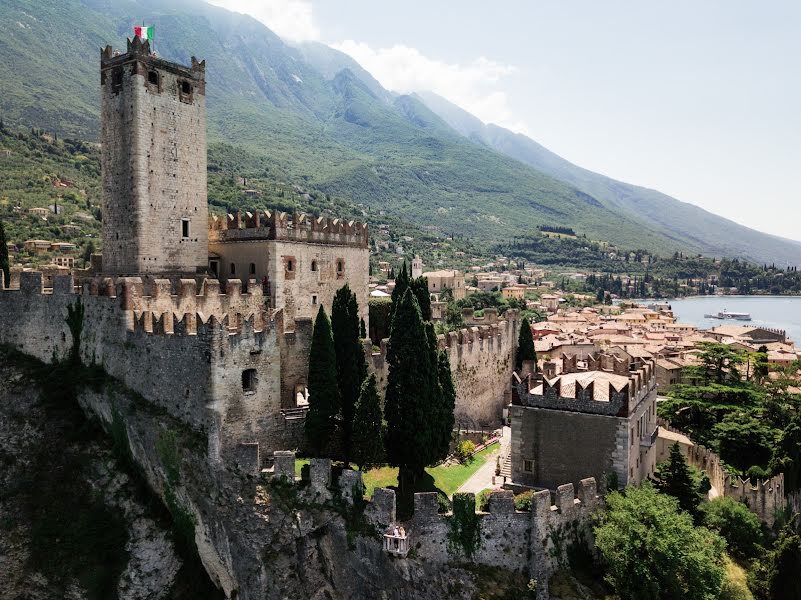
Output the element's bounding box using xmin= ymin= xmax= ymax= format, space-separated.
xmin=100 ymin=37 xmax=208 ymax=276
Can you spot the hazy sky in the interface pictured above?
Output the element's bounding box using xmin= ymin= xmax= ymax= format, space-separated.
xmin=208 ymin=0 xmax=801 ymax=241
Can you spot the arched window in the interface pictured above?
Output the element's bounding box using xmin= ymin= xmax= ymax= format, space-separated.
xmin=230 ymin=263 xmax=236 ymax=275
xmin=311 ymin=260 xmax=317 ymax=272
xmin=148 ymin=70 xmax=159 ymax=86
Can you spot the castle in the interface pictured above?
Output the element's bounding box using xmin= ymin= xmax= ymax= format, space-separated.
xmin=0 ymin=38 xmax=602 ymax=599
xmin=510 ymin=350 xmax=658 ymax=490
xmin=0 ymin=38 xmax=519 ymax=470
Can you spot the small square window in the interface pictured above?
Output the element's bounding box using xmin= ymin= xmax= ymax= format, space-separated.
xmin=181 ymin=219 xmax=190 ymax=239
xmin=523 ymin=459 xmax=533 ymax=473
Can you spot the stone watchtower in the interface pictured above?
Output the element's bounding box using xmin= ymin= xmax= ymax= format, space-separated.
xmin=100 ymin=37 xmax=208 ymax=276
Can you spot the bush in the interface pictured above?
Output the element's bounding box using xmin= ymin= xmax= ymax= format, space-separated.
xmin=514 ymin=490 xmax=535 ymax=512
xmin=477 ymin=489 xmax=493 ymax=512
xmin=437 ymin=493 xmax=451 ymax=514
xmin=745 ymin=465 xmax=769 ymax=480
xmin=700 ymin=497 xmax=763 ymax=560
xmin=454 ymin=440 xmax=476 ymax=464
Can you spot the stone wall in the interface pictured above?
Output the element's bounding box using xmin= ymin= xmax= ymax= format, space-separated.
xmin=100 ymin=38 xmax=208 ymax=275
xmin=0 ymin=272 xmax=300 ymax=466
xmin=367 ymin=310 xmax=520 ymax=427
xmin=510 ymin=404 xmax=622 ymax=490
xmin=268 ymin=451 xmax=600 ymax=600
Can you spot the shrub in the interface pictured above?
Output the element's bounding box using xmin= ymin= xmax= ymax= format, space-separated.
xmin=437 ymin=493 xmax=451 ymax=514
xmin=514 ymin=490 xmax=535 ymax=512
xmin=700 ymin=497 xmax=763 ymax=560
xmin=477 ymin=489 xmax=493 ymax=512
xmin=455 ymin=440 xmax=476 ymax=464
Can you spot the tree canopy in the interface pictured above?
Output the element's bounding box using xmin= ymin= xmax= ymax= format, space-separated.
xmin=594 ymin=484 xmax=725 ymax=600
xmin=653 ymin=442 xmax=704 ymax=516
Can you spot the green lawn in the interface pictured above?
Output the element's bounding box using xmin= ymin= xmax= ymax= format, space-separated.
xmin=290 ymin=442 xmax=499 ymax=499
xmin=364 ymin=443 xmax=498 ymax=498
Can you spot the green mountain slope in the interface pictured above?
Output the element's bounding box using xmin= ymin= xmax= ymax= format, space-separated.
xmin=415 ymin=91 xmax=801 ymax=266
xmin=1 ymin=0 xmax=797 ymax=265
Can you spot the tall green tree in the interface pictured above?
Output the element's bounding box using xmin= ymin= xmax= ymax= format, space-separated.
xmin=436 ymin=350 xmax=456 ymax=461
xmin=390 ymin=261 xmax=410 ymax=323
xmin=755 ymin=515 xmax=801 ymax=600
xmin=331 ymin=284 xmax=367 ymax=464
xmin=653 ymin=442 xmax=703 ymax=516
xmin=305 ymin=305 xmax=340 ymax=457
xmin=515 ymin=316 xmax=537 ymax=372
xmin=351 ymin=374 xmax=385 ymax=471
xmin=0 ymin=220 xmax=9 ymax=287
xmin=384 ymin=289 xmax=441 ymax=491
xmin=754 ymin=345 xmax=769 ymax=382
xmin=411 ymin=276 xmax=432 ymax=321
xmin=696 ymin=342 xmax=746 ymax=384
xmin=595 ymin=484 xmax=725 ymax=600
xmin=770 ymin=415 xmax=801 ymax=493
xmin=712 ymin=411 xmax=776 ymax=473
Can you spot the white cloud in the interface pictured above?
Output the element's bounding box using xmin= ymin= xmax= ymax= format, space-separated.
xmin=332 ymin=40 xmax=528 ymax=134
xmin=206 ymin=0 xmax=319 ymax=42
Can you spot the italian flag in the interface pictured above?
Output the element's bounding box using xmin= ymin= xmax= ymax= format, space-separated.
xmin=134 ymin=25 xmax=154 ymax=41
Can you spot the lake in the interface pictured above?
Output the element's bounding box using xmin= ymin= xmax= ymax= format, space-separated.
xmin=654 ymin=296 xmax=801 ymax=344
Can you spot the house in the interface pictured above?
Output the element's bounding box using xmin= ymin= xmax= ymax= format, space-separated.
xmin=422 ymin=269 xmax=465 ymax=300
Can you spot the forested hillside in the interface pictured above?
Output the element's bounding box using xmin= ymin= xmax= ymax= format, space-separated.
xmin=1 ymin=0 xmax=798 ymax=265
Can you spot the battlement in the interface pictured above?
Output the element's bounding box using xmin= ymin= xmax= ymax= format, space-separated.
xmin=101 ymin=37 xmax=205 ymax=85
xmin=2 ymin=273 xmax=268 ymax=330
xmin=208 ymin=210 xmax=368 ymax=248
xmin=265 ymin=450 xmax=597 ymax=522
xmin=514 ymin=350 xmax=655 ymax=416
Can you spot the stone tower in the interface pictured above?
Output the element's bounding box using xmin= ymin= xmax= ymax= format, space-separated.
xmin=411 ymin=255 xmax=423 ymax=279
xmin=100 ymin=37 xmax=208 ymax=276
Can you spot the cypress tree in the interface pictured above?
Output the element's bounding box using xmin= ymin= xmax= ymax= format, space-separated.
xmin=515 ymin=316 xmax=536 ymax=372
xmin=331 ymin=284 xmax=367 ymax=465
xmin=0 ymin=220 xmax=9 ymax=287
xmin=390 ymin=261 xmax=409 ymax=322
xmin=351 ymin=374 xmax=385 ymax=471
xmin=384 ymin=289 xmax=439 ymax=491
xmin=305 ymin=305 xmax=340 ymax=457
xmin=436 ymin=350 xmax=456 ymax=461
xmin=654 ymin=442 xmax=701 ymax=515
xmin=359 ymin=317 xmax=367 ymax=340
xmin=411 ymin=276 xmax=432 ymax=321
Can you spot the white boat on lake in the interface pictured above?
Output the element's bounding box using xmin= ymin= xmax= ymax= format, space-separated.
xmin=703 ymin=309 xmax=752 ymax=321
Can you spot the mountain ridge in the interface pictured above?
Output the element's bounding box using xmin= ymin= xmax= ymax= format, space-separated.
xmin=0 ymin=0 xmax=798 ymax=265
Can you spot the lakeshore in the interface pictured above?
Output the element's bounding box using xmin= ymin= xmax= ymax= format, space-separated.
xmin=652 ymin=295 xmax=801 ymax=343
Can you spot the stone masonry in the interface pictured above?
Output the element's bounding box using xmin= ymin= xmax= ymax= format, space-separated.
xmin=100 ymin=37 xmax=208 ymax=275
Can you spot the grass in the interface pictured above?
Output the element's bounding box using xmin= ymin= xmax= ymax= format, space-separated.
xmin=362 ymin=443 xmax=499 ymax=499
xmin=292 ymin=443 xmax=499 ymax=500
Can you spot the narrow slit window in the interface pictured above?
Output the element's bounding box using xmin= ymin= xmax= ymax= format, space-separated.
xmin=230 ymin=263 xmax=236 ymax=275
xmin=249 ymin=263 xmax=256 ymax=275
xmin=181 ymin=218 xmax=190 ymax=239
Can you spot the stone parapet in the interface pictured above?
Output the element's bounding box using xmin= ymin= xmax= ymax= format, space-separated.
xmin=209 ymin=210 xmax=368 ymax=249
